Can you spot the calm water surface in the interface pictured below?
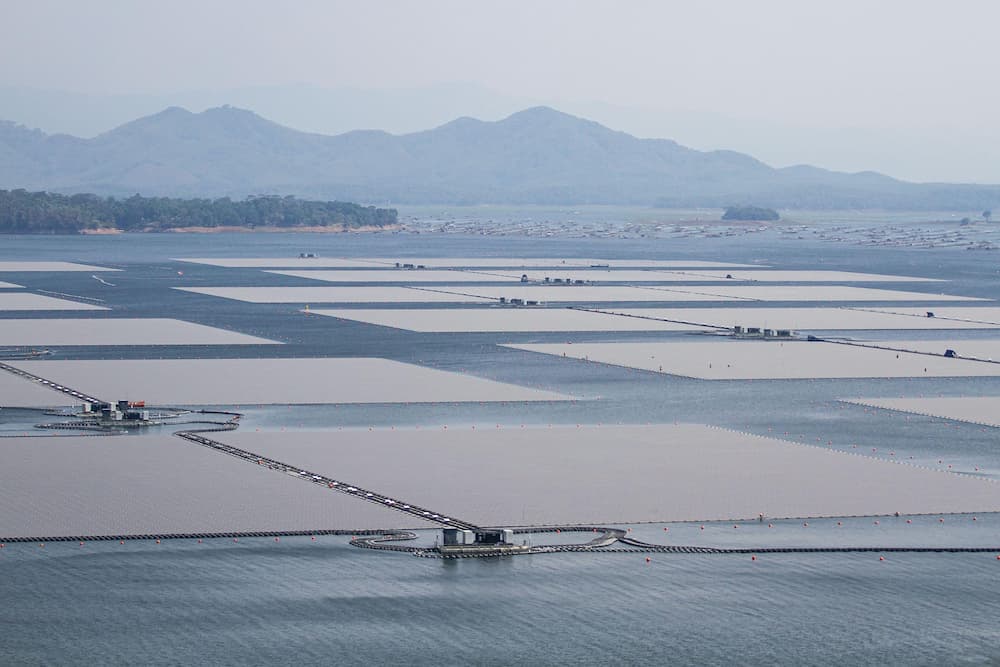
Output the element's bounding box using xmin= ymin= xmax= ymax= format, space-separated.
xmin=1 ymin=228 xmax=999 ymax=664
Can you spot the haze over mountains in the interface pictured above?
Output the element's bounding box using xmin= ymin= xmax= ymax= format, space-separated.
xmin=2 ymin=104 xmax=998 ymax=210
xmin=4 ymin=84 xmax=996 ymax=185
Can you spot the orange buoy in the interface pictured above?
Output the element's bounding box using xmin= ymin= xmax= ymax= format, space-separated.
xmin=879 ymin=556 xmax=885 ymax=561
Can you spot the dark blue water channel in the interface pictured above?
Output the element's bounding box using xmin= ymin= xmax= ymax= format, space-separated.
xmin=1 ymin=229 xmax=999 ymax=664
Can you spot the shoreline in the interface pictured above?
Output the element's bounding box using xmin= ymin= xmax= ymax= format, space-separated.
xmin=72 ymin=224 xmax=400 ymax=235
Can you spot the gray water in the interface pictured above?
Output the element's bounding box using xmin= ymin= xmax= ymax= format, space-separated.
xmin=2 ymin=225 xmax=1000 ymax=664
xmin=3 ymin=533 xmax=999 ymax=666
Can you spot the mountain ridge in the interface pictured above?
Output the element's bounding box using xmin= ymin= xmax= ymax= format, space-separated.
xmin=1 ymin=104 xmax=997 ymax=210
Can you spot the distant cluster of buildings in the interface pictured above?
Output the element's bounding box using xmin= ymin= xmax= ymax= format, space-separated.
xmin=498 ymin=297 xmax=542 ymax=306
xmin=540 ymin=276 xmax=588 ymax=285
xmin=81 ymin=400 xmax=151 ymax=425
xmin=440 ymin=528 xmax=529 ymax=556
xmin=732 ymin=326 xmax=794 ymax=338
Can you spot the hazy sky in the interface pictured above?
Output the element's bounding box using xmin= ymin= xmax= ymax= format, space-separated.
xmin=2 ymin=0 xmax=998 ymax=182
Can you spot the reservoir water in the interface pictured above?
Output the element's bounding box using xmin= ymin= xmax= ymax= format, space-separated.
xmin=1 ymin=220 xmax=999 ymax=665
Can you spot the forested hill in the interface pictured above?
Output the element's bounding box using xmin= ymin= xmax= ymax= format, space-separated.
xmin=2 ymin=105 xmax=1000 ymax=210
xmin=0 ymin=190 xmax=397 ymax=233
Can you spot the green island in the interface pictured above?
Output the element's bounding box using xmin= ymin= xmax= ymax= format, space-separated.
xmin=0 ymin=190 xmax=398 ymax=234
xmin=721 ymin=206 xmax=780 ymax=221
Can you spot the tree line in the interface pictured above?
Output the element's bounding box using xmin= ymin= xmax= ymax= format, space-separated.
xmin=0 ymin=190 xmax=398 ymax=233
xmin=721 ymin=206 xmax=780 ymax=221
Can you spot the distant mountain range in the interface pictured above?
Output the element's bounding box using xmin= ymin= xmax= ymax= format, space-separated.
xmin=2 ymin=105 xmax=998 ymax=210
